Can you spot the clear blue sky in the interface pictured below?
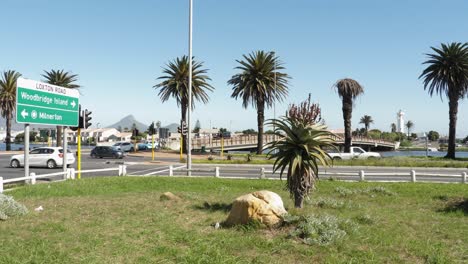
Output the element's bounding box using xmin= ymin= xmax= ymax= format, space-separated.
xmin=1 ymin=0 xmax=467 ymax=137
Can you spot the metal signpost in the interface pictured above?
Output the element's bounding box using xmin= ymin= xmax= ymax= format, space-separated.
xmin=16 ymin=78 xmax=80 ymax=178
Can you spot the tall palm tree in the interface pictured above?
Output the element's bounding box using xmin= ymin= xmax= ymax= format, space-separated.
xmin=228 ymin=51 xmax=290 ymax=154
xmin=267 ymin=97 xmax=335 ymax=208
xmin=154 ymin=56 xmax=214 ymax=153
xmin=405 ymin=120 xmax=414 ymax=137
xmin=42 ymin=69 xmax=80 ymax=147
xmin=390 ymin=123 xmax=397 ymax=133
xmin=333 ymin=78 xmax=364 ymax=153
xmin=420 ymin=42 xmax=468 ymax=159
xmin=0 ymin=70 xmax=22 ymax=151
xmin=359 ymin=115 xmax=374 ymax=135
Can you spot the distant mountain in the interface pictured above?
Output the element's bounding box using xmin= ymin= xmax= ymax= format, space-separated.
xmin=106 ymin=115 xmax=148 ymax=132
xmin=163 ymin=123 xmax=179 ymax=133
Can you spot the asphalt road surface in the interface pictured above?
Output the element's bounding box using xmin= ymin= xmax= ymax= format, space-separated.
xmin=1 ymin=152 xmax=467 ymax=184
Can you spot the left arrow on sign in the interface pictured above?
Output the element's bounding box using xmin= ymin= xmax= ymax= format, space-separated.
xmin=21 ymin=109 xmax=29 ymax=119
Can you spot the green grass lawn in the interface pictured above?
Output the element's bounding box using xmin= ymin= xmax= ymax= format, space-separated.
xmin=1 ymin=177 xmax=467 ymax=263
xmin=194 ymin=155 xmax=468 ymax=168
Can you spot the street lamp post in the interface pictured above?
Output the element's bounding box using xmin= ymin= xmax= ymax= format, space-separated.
xmin=187 ymin=0 xmax=193 ymax=176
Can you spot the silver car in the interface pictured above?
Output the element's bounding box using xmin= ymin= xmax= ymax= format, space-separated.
xmin=112 ymin=142 xmax=134 ymax=152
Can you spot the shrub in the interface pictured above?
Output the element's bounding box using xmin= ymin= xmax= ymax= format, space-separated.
xmin=0 ymin=194 xmax=28 ymax=220
xmin=308 ymin=198 xmax=346 ymax=209
xmin=226 ymin=154 xmax=233 ymax=161
xmin=207 ymin=155 xmax=214 ymax=161
xmin=288 ymin=214 xmax=357 ymax=246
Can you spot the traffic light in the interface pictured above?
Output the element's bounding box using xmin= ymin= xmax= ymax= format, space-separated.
xmin=178 ymin=121 xmax=187 ymax=135
xmin=132 ymin=128 xmax=139 ymax=137
xmin=84 ymin=109 xmax=92 ymax=129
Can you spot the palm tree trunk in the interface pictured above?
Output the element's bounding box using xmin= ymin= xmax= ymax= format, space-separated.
xmin=181 ymin=102 xmax=187 ymax=154
xmin=256 ymin=100 xmax=265 ymax=154
xmin=5 ymin=114 xmax=11 ymax=151
xmin=293 ymin=189 xmax=304 ymax=208
xmin=446 ymin=96 xmax=458 ymax=159
xmin=342 ymin=96 xmax=353 ymax=153
xmin=56 ymin=126 xmax=62 ymax=147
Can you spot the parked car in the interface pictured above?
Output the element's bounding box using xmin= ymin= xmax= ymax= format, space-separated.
xmin=328 ymin=146 xmax=381 ymax=160
xmin=10 ymin=147 xmax=75 ymax=169
xmin=112 ymin=142 xmax=134 ymax=152
xmin=90 ymin=146 xmax=124 ymax=159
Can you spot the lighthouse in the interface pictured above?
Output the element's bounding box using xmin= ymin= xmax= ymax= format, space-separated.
xmin=397 ymin=110 xmax=405 ymax=133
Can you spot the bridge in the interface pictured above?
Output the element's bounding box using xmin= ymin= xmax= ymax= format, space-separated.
xmin=191 ymin=134 xmax=397 ymax=152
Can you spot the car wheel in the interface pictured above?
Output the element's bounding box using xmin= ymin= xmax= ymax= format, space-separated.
xmin=10 ymin=159 xmax=20 ymax=168
xmin=114 ymin=154 xmax=119 ymax=159
xmin=130 ymin=147 xmax=134 ymax=152
xmin=91 ymin=153 xmax=97 ymax=158
xmin=47 ymin=159 xmax=57 ymax=169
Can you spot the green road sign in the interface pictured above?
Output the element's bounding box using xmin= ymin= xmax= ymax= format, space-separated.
xmin=16 ymin=78 xmax=80 ymax=126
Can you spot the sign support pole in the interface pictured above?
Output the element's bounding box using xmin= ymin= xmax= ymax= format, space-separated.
xmin=24 ymin=124 xmax=30 ymax=178
xmin=187 ymin=0 xmax=193 ymax=176
xmin=78 ymin=128 xmax=81 ymax=179
xmin=63 ymin=127 xmax=68 ymax=176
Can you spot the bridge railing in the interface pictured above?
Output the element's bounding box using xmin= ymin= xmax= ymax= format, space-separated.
xmin=192 ymin=134 xmax=278 ymax=149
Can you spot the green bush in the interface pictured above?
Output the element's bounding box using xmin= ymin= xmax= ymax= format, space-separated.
xmin=288 ymin=214 xmax=358 ymax=246
xmin=0 ymin=194 xmax=28 ymax=220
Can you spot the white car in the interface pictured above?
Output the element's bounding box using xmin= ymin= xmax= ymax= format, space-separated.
xmin=112 ymin=142 xmax=134 ymax=152
xmin=10 ymin=147 xmax=76 ymax=169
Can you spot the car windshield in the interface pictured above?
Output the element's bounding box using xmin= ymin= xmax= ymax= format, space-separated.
xmin=113 ymin=143 xmax=122 ymax=146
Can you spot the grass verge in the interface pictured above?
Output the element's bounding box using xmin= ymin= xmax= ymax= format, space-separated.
xmin=1 ymin=177 xmax=467 ymax=263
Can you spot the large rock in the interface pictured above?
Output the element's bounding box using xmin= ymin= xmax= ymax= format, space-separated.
xmin=225 ymin=190 xmax=287 ymax=227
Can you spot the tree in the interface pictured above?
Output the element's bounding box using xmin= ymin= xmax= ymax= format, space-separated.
xmin=0 ymin=70 xmax=21 ymax=151
xmin=333 ymin=78 xmax=364 ymax=153
xmin=359 ymin=115 xmax=374 ymax=135
xmin=427 ymin=130 xmax=440 ymax=141
xmin=117 ymin=125 xmax=122 ymax=132
xmin=390 ymin=123 xmax=397 ymax=133
xmin=405 ymin=120 xmax=414 ymax=137
xmin=242 ymin=129 xmax=257 ymax=135
xmin=154 ymin=56 xmax=214 ymax=153
xmin=462 ymin=135 xmax=468 ymax=143
xmin=267 ymin=96 xmax=335 ymax=208
xmin=193 ymin=119 xmax=201 ymax=133
xmin=228 ymin=50 xmax=290 ymax=154
xmin=420 ymin=42 xmax=468 ymax=159
xmin=42 ymin=69 xmax=80 ymax=147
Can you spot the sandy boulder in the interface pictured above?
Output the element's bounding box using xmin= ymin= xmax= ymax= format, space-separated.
xmin=225 ymin=190 xmax=287 ymax=227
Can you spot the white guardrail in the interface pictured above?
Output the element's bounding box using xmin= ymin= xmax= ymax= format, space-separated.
xmin=1 ymin=165 xmax=466 ymax=193
xmin=167 ymin=165 xmax=467 ymax=183
xmin=0 ymin=165 xmax=127 ymax=193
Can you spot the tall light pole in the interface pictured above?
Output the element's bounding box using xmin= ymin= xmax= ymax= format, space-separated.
xmin=187 ymin=0 xmax=193 ymax=176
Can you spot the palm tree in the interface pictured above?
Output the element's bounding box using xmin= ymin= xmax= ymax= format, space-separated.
xmin=42 ymin=69 xmax=80 ymax=147
xmin=0 ymin=70 xmax=22 ymax=151
xmin=359 ymin=115 xmax=374 ymax=135
xmin=390 ymin=123 xmax=397 ymax=133
xmin=420 ymin=42 xmax=468 ymax=159
xmin=405 ymin=120 xmax=414 ymax=137
xmin=333 ymin=78 xmax=364 ymax=153
xmin=228 ymin=51 xmax=290 ymax=154
xmin=154 ymin=56 xmax=214 ymax=153
xmin=267 ymin=97 xmax=335 ymax=208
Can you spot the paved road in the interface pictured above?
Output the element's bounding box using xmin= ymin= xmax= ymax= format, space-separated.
xmin=1 ymin=152 xmax=467 ymax=184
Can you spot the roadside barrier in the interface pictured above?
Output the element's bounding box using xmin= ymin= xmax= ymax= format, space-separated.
xmin=0 ymin=165 xmax=127 ymax=193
